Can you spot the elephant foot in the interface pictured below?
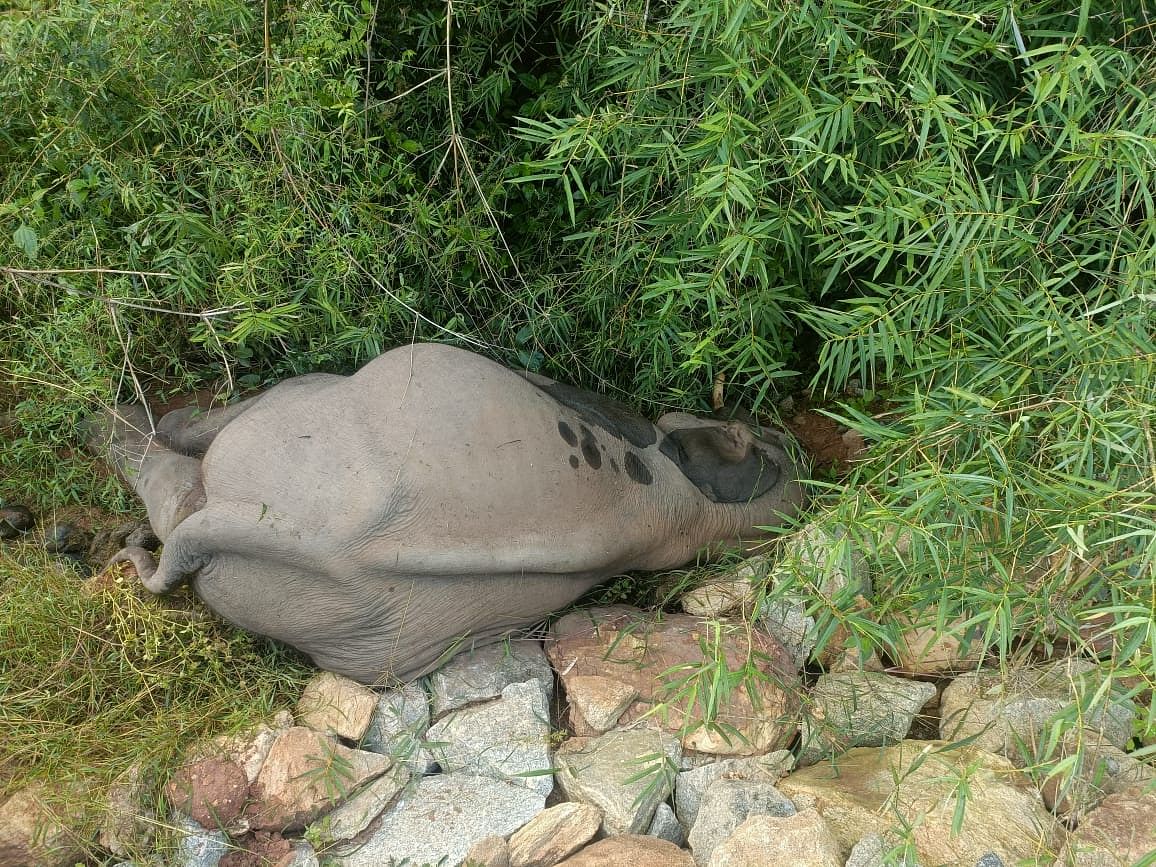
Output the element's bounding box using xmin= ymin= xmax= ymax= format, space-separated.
xmin=80 ymin=405 xmax=153 ymax=458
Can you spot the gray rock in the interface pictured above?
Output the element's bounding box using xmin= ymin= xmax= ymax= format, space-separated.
xmin=361 ymin=681 xmax=435 ymax=773
xmin=844 ymin=833 xmax=887 ymax=867
xmin=331 ymin=773 xmax=544 ymax=867
xmin=555 ymin=728 xmax=682 ymax=835
xmin=646 ymin=802 xmax=685 ymax=847
xmin=686 ymin=779 xmax=796 ymax=865
xmin=312 ymin=764 xmax=411 ymax=843
xmin=758 ymin=595 xmax=817 ymax=669
xmin=940 ymin=660 xmax=1136 ymax=760
xmin=172 ymin=814 xmax=228 ymax=867
xmin=427 ymin=678 xmax=553 ymax=796
xmin=798 ymin=672 xmax=936 ymax=765
xmin=674 ymin=751 xmax=794 ymax=831
xmin=430 ymin=639 xmax=553 ymax=717
xmin=974 ymin=855 xmax=1005 ymax=867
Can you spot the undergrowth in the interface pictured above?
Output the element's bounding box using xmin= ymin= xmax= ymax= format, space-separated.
xmin=0 ymin=550 xmax=310 ymax=855
xmin=1 ymin=0 xmax=1154 ymax=853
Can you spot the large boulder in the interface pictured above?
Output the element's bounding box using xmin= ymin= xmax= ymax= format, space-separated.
xmin=426 ymin=678 xmax=553 ymax=795
xmin=547 ymin=607 xmax=799 ymax=755
xmin=507 ymin=802 xmax=603 ymax=867
xmin=246 ymin=727 xmax=391 ymax=831
xmin=686 ymin=779 xmax=795 ymax=865
xmin=777 ymin=740 xmax=1062 ymax=864
xmin=430 ymin=640 xmax=554 ymax=717
xmin=555 ymin=728 xmax=682 ymax=836
xmin=331 ymin=773 xmax=544 ymax=867
xmin=940 ymin=660 xmax=1136 ymax=761
xmin=706 ymin=809 xmax=844 ymax=867
xmin=797 ymin=672 xmax=936 ymax=765
xmin=673 ymin=752 xmax=794 ymax=832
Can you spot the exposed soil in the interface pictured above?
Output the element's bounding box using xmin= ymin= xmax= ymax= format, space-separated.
xmin=781 ymin=401 xmax=868 ymax=475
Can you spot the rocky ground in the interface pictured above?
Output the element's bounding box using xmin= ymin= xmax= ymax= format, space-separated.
xmin=0 ymin=510 xmax=1153 ymax=867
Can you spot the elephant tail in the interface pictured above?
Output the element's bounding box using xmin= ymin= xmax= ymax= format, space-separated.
xmin=105 ymin=524 xmax=206 ymax=595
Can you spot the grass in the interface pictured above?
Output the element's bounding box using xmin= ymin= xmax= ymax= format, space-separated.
xmin=0 ymin=541 xmax=311 ymax=860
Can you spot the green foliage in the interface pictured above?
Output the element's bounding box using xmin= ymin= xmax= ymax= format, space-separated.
xmin=0 ymin=550 xmax=309 ymax=849
xmin=1 ymin=0 xmax=1154 ymax=826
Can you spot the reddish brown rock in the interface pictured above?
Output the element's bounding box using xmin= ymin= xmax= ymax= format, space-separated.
xmin=556 ymin=835 xmax=695 ymax=867
xmin=548 ymin=607 xmax=800 ymax=755
xmin=0 ymin=783 xmax=88 ymax=867
xmin=165 ymin=757 xmax=249 ymax=829
xmin=246 ymin=726 xmax=391 ymax=831
xmin=1064 ymin=789 xmax=1156 ymax=865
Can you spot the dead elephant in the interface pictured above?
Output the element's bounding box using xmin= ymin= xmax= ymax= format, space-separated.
xmin=87 ymin=343 xmax=804 ymax=684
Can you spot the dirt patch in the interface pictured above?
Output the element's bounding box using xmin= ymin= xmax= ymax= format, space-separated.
xmin=219 ymin=830 xmax=293 ymax=867
xmin=782 ymin=404 xmax=867 ymax=474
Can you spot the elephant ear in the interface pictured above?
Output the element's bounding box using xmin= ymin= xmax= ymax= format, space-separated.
xmin=659 ymin=422 xmax=781 ymax=504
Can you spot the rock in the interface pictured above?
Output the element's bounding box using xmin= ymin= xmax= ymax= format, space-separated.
xmin=565 ymin=676 xmax=639 ymax=733
xmin=555 ymin=728 xmax=682 ymax=835
xmin=777 ymin=522 xmax=868 ymax=598
xmin=777 ymin=740 xmax=1061 ymax=865
xmin=100 ymin=762 xmax=154 ymax=856
xmin=0 ymin=504 xmax=35 ymax=539
xmin=797 ymin=672 xmax=936 ymax=765
xmin=190 ymin=721 xmax=285 ymax=784
xmin=331 ymin=773 xmax=544 ymax=867
xmin=890 ymin=614 xmax=985 ymax=675
xmin=165 ymin=758 xmax=249 ymax=830
xmin=310 ymin=764 xmax=410 ymax=843
xmin=426 ymin=678 xmax=553 ymax=795
xmin=686 ymin=780 xmax=796 ymax=865
xmin=296 ymin=672 xmax=379 ymax=741
xmin=508 ymin=802 xmax=602 ymax=867
xmin=247 ymin=726 xmax=391 ymax=831
xmin=844 ymin=833 xmax=887 ymax=867
xmin=430 ymin=639 xmax=553 ymax=717
xmin=466 ymin=835 xmax=511 ymax=867
xmin=555 ymin=835 xmax=695 ymax=867
xmin=0 ymin=782 xmax=87 ymax=867
xmin=1063 ymin=789 xmax=1156 ymax=866
xmin=172 ymin=814 xmax=229 ymax=867
xmin=43 ymin=521 xmax=89 ymax=556
xmin=1040 ymin=732 xmax=1155 ymax=819
xmin=681 ymin=557 xmax=766 ymax=618
xmin=548 ymin=607 xmax=799 ymax=755
xmin=757 ymin=595 xmax=817 ymax=670
xmin=940 ymin=660 xmax=1136 ymax=761
xmin=706 ymin=809 xmax=843 ymax=867
xmin=674 ymin=751 xmax=794 ymax=831
xmin=646 ymin=802 xmax=684 ymax=846
xmin=361 ymin=681 xmax=435 ymax=773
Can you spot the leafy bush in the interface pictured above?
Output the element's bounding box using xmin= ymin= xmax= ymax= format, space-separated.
xmin=1 ymin=0 xmax=1153 ymax=760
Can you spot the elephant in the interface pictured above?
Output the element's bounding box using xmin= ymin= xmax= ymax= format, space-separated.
xmin=86 ymin=343 xmax=805 ymax=684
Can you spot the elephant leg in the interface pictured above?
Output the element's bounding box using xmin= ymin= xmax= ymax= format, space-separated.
xmin=84 ymin=405 xmax=206 ymax=542
xmin=156 ymin=396 xmax=264 ymax=458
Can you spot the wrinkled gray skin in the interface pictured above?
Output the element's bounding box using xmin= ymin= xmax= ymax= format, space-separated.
xmin=87 ymin=344 xmax=805 ymax=684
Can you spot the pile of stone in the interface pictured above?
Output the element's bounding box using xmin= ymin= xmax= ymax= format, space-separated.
xmin=1 ymin=523 xmax=1152 ymax=867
